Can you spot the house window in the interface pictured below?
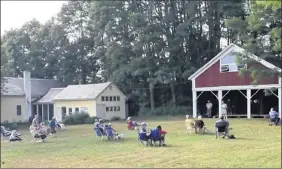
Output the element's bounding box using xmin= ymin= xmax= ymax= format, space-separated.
xmin=101 ymin=96 xmax=105 ymax=101
xmin=110 ymin=107 xmax=113 ymax=111
xmin=117 ymin=106 xmax=120 ymax=111
xmin=62 ymin=107 xmax=67 ymax=120
xmin=113 ymin=96 xmax=116 ymax=101
xmin=75 ymin=108 xmax=79 ymax=112
xmin=68 ymin=108 xmax=72 ymax=115
xmin=106 ymin=107 xmax=109 ymax=111
xmin=109 ymin=96 xmax=112 ymax=101
xmin=220 ymin=53 xmax=246 ymax=73
xmin=114 ymin=107 xmax=117 ymax=111
xmin=105 ymin=96 xmax=108 ymax=101
xmin=16 ymin=105 xmax=21 ymax=116
xmin=117 ymin=96 xmax=120 ymax=101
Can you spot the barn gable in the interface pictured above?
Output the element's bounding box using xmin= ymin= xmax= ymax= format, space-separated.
xmin=188 ymin=43 xmax=281 ymax=88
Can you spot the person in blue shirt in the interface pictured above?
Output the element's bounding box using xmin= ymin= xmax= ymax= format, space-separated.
xmin=49 ymin=117 xmax=57 ymax=137
xmin=269 ymin=108 xmax=280 ymax=126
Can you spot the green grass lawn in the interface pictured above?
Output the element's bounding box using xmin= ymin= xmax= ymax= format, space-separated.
xmin=1 ymin=117 xmax=281 ymax=168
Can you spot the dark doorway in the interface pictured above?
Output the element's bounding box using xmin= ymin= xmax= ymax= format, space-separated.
xmin=32 ymin=105 xmax=37 ymax=116
xmin=197 ymin=91 xmax=218 ymax=117
xmin=49 ymin=104 xmax=54 ymax=120
xmin=222 ymin=90 xmax=247 ymax=115
xmin=126 ymin=97 xmax=139 ymax=117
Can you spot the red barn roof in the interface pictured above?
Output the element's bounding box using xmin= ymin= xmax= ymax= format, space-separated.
xmin=188 ymin=43 xmax=281 ymax=90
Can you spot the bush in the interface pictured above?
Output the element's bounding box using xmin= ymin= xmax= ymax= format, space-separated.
xmin=63 ymin=112 xmax=90 ymax=125
xmin=84 ymin=116 xmax=99 ymax=124
xmin=111 ymin=116 xmax=121 ymax=121
xmin=63 ymin=112 xmax=102 ymax=125
xmin=1 ymin=121 xmax=18 ymax=130
xmin=139 ymin=104 xmax=192 ymax=116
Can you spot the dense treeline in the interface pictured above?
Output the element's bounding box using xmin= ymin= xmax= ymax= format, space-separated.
xmin=1 ymin=0 xmax=281 ymax=115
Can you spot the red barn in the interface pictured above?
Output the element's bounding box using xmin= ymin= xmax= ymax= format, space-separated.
xmin=188 ymin=43 xmax=281 ymax=119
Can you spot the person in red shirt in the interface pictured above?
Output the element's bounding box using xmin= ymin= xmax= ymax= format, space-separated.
xmin=127 ymin=117 xmax=134 ymax=130
xmin=157 ymin=125 xmax=167 ymax=146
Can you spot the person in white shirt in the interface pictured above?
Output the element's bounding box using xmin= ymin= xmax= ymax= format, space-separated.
xmin=9 ymin=130 xmax=22 ymax=142
xmin=221 ymin=101 xmax=228 ymax=120
xmin=206 ymin=100 xmax=213 ymax=117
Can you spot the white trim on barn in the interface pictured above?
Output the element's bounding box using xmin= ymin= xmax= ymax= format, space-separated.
xmin=189 ymin=44 xmax=281 ymax=119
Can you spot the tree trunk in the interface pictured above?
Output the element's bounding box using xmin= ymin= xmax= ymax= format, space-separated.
xmin=170 ymin=83 xmax=176 ymax=107
xmin=149 ymin=83 xmax=155 ymax=112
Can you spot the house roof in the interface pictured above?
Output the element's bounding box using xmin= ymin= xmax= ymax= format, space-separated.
xmin=1 ymin=77 xmax=65 ymax=100
xmin=53 ymin=82 xmax=112 ymax=101
xmin=35 ymin=88 xmax=65 ymax=104
xmin=1 ymin=83 xmax=25 ymax=96
xmin=188 ymin=43 xmax=282 ymax=80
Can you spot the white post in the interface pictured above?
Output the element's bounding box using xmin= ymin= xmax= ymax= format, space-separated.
xmin=278 ymin=87 xmax=281 ymax=118
xmin=247 ymin=89 xmax=251 ymax=119
xmin=192 ymin=91 xmax=197 ymax=118
xmin=36 ymin=105 xmax=39 ymax=115
xmin=41 ymin=105 xmax=44 ymax=122
xmin=218 ymin=90 xmax=222 ymax=117
xmin=47 ymin=104 xmax=50 ymax=121
xmin=23 ymin=71 xmax=31 ymax=121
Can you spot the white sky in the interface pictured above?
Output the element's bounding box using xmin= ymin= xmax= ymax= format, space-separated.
xmin=1 ymin=1 xmax=67 ymax=35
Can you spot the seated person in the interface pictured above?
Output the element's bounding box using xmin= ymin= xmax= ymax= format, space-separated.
xmin=107 ymin=123 xmax=124 ymax=139
xmin=185 ymin=115 xmax=194 ymax=134
xmin=9 ymin=130 xmax=22 ymax=142
xmin=156 ymin=125 xmax=167 ymax=146
xmin=93 ymin=119 xmax=99 ymax=127
xmin=127 ymin=117 xmax=134 ymax=130
xmin=1 ymin=126 xmax=12 ymax=137
xmin=269 ymin=108 xmax=280 ymax=126
xmin=138 ymin=122 xmax=150 ymax=143
xmin=108 ymin=123 xmax=117 ymax=133
xmin=94 ymin=120 xmax=105 ymax=135
xmin=132 ymin=121 xmax=139 ymax=130
xmin=194 ymin=116 xmax=209 ymax=133
xmin=215 ymin=116 xmax=229 ymax=138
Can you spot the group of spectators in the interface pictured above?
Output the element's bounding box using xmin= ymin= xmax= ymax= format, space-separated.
xmin=185 ymin=115 xmax=230 ymax=137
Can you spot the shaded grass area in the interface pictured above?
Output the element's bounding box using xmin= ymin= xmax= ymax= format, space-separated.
xmin=1 ymin=117 xmax=281 ymax=168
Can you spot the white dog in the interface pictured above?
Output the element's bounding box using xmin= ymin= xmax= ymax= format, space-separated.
xmin=56 ymin=123 xmax=65 ymax=130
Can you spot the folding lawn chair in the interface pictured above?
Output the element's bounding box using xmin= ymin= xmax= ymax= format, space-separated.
xmin=94 ymin=128 xmax=104 ymax=140
xmin=215 ymin=126 xmax=228 ymax=139
xmin=138 ymin=130 xmax=152 ymax=146
xmin=105 ymin=130 xmax=116 ymax=141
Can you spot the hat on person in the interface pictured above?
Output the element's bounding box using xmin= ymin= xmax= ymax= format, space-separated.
xmin=127 ymin=117 xmax=131 ymax=120
xmin=197 ymin=116 xmax=202 ymax=120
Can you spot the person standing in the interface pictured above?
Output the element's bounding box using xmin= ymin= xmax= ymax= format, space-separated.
xmin=227 ymin=99 xmax=232 ymax=115
xmin=206 ymin=100 xmax=213 ymax=118
xmin=49 ymin=117 xmax=57 ymax=138
xmin=221 ymin=101 xmax=228 ymax=120
xmin=185 ymin=115 xmax=193 ymax=135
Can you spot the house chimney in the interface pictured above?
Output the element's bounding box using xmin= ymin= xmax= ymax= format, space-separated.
xmin=23 ymin=71 xmax=31 ymax=121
